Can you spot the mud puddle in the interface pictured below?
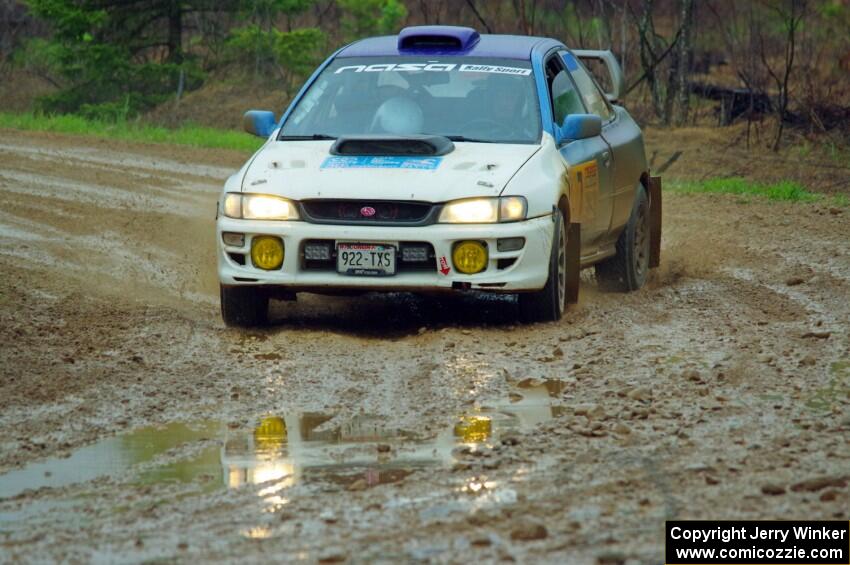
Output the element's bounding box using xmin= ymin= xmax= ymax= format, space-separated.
xmin=0 ymin=380 xmax=565 ymax=501
xmin=0 ymin=422 xmax=220 ymax=500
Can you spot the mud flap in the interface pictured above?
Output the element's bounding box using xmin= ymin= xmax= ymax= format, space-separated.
xmin=566 ymin=222 xmax=581 ymax=304
xmin=648 ymin=176 xmax=662 ymax=269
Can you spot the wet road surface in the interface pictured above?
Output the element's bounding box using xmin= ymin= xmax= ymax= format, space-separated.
xmin=0 ymin=130 xmax=848 ymax=563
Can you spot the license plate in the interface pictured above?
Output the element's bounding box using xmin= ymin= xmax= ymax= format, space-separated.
xmin=337 ymin=243 xmax=396 ymax=276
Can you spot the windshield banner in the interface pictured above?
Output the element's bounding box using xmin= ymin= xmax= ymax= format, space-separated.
xmin=334 ymin=63 xmax=532 ymax=76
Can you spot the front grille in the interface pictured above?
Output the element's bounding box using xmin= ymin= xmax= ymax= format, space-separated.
xmin=301 ymin=240 xmax=436 ymax=273
xmin=300 ymin=200 xmax=435 ymax=225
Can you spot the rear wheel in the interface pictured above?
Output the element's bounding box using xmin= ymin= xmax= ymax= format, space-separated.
xmin=220 ymin=285 xmax=269 ymax=327
xmin=519 ymin=211 xmax=568 ymax=323
xmin=596 ymin=186 xmax=650 ymax=292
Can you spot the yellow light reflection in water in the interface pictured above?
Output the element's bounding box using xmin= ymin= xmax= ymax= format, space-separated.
xmin=453 ymin=415 xmax=492 ymax=443
xmin=253 ymin=462 xmax=290 ymax=485
xmin=253 ymin=416 xmax=287 ymax=452
xmin=262 ymin=495 xmax=290 ymax=510
xmin=225 ymin=417 xmax=295 ymax=508
xmin=228 ymin=467 xmax=243 ymax=489
xmin=242 ymin=526 xmax=272 ymax=540
xmin=260 ymin=464 xmax=295 ymax=490
xmin=461 ymin=477 xmax=499 ymax=494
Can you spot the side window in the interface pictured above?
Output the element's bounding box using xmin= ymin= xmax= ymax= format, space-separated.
xmin=545 ymin=55 xmax=585 ymax=127
xmin=551 ymin=72 xmax=584 ymax=126
xmin=562 ymin=52 xmax=614 ymax=122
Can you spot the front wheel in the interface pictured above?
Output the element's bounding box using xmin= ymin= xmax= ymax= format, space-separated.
xmin=220 ymin=285 xmax=269 ymax=327
xmin=518 ymin=211 xmax=568 ymax=323
xmin=596 ymin=186 xmax=650 ymax=292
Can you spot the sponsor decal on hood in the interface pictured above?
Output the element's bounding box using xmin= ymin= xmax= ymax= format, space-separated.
xmin=321 ymin=156 xmax=443 ymax=170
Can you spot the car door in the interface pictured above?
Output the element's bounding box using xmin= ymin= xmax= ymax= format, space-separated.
xmin=567 ymin=51 xmax=645 ymax=237
xmin=559 ymin=50 xmax=620 ymax=240
xmin=545 ymin=52 xmax=614 ymax=250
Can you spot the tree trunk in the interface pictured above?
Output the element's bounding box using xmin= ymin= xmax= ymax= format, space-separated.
xmin=594 ymin=0 xmax=611 ymax=49
xmin=515 ymin=0 xmax=530 ymax=35
xmin=663 ymin=48 xmax=677 ymax=124
xmin=675 ymin=0 xmax=694 ymax=126
xmin=464 ymin=0 xmax=492 ymax=34
xmin=166 ymin=1 xmax=183 ymax=64
xmin=636 ymin=0 xmax=664 ymax=119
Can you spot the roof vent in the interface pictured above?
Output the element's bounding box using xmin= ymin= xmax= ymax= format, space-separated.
xmin=398 ymin=26 xmax=480 ymax=52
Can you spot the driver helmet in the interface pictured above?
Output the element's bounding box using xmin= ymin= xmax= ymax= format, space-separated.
xmin=487 ymin=74 xmax=527 ymax=113
xmin=370 ymin=96 xmax=424 ymax=135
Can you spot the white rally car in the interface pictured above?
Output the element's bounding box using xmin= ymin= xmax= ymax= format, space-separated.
xmin=217 ymin=26 xmax=661 ymax=326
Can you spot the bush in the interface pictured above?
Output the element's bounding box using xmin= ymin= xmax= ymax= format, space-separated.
xmin=19 ymin=0 xmax=213 ymax=117
xmin=337 ymin=0 xmax=407 ymax=41
xmin=227 ymin=25 xmax=325 ymax=94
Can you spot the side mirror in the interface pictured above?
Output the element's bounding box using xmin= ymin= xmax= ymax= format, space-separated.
xmin=556 ymin=114 xmax=602 ymax=145
xmin=243 ymin=110 xmax=278 ymax=138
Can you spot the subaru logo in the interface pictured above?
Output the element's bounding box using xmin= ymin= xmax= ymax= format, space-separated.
xmin=360 ymin=206 xmax=376 ymax=217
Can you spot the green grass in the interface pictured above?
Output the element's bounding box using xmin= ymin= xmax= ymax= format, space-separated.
xmin=669 ymin=177 xmax=821 ymax=203
xmin=669 ymin=177 xmax=850 ymax=207
xmin=831 ymin=194 xmax=850 ymax=207
xmin=0 ymin=112 xmax=264 ymax=152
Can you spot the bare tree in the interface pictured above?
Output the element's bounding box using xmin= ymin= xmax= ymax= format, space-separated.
xmin=592 ymin=0 xmax=611 ymax=49
xmin=0 ymin=0 xmax=36 ymax=72
xmin=757 ymin=0 xmax=808 ymax=150
xmin=464 ymin=0 xmax=492 ymax=33
xmin=512 ymin=0 xmax=530 ymax=35
xmin=416 ymin=0 xmax=448 ymax=24
xmin=628 ymin=0 xmax=684 ymax=120
xmin=674 ymin=0 xmax=694 ymax=126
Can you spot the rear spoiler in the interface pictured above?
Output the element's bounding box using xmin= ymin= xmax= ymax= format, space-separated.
xmin=573 ymin=49 xmax=626 ymax=104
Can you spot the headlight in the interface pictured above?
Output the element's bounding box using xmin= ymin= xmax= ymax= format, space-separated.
xmin=438 ymin=197 xmax=527 ymax=223
xmin=223 ymin=193 xmax=300 ymax=220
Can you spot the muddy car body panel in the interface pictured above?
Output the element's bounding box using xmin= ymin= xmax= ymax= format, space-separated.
xmin=217 ymin=26 xmax=658 ymax=324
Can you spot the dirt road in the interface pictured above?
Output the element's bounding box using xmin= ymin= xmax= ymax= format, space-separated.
xmin=0 ymin=129 xmax=847 ymax=563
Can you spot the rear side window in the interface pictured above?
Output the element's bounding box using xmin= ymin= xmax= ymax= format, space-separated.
xmin=562 ymin=52 xmax=614 ymax=122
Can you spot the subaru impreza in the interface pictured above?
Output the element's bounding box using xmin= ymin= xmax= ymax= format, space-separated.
xmin=217 ymin=25 xmax=661 ymax=326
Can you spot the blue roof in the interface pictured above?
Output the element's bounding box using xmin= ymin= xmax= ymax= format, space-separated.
xmin=337 ymin=27 xmax=562 ymax=60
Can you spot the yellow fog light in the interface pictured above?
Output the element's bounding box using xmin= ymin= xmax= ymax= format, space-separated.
xmin=251 ymin=236 xmax=284 ymax=270
xmin=452 ymin=241 xmax=488 ymax=274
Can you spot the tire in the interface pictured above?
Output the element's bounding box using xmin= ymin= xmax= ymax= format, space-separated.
xmin=518 ymin=210 xmax=568 ymax=323
xmin=220 ymin=284 xmax=269 ymax=327
xmin=596 ymin=186 xmax=650 ymax=292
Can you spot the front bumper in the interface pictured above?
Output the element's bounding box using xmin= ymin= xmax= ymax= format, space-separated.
xmin=216 ymin=215 xmax=554 ymax=292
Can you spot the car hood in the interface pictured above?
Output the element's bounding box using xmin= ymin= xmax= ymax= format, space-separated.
xmin=241 ymin=140 xmax=540 ymax=202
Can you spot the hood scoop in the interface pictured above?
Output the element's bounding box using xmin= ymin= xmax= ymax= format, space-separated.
xmin=330 ymin=135 xmax=455 ymax=157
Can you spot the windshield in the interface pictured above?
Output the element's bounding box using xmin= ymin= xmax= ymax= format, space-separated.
xmin=280 ymin=57 xmax=541 ymax=144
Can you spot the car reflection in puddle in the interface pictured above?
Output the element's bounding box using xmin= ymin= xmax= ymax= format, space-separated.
xmin=220 ymin=379 xmax=565 ymax=492
xmin=0 ymin=380 xmax=566 ymax=504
